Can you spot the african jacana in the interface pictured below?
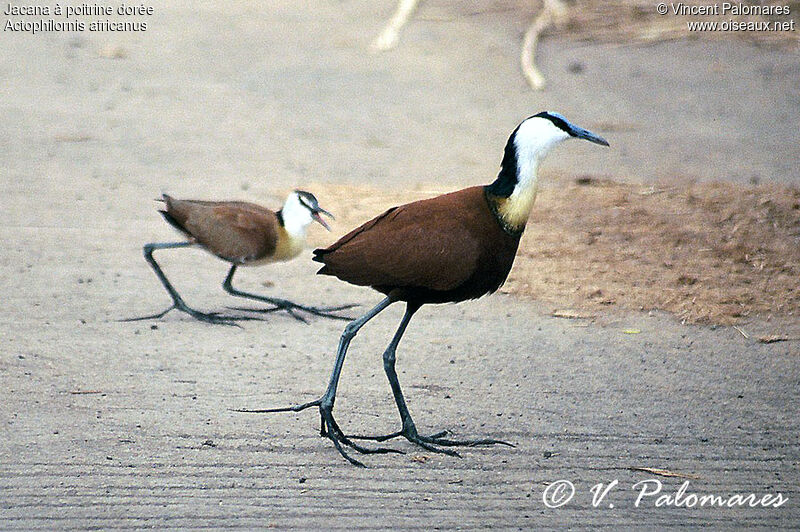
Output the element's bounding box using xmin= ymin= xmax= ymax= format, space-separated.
xmin=243 ymin=113 xmax=609 ymax=465
xmin=125 ymin=190 xmax=354 ymax=325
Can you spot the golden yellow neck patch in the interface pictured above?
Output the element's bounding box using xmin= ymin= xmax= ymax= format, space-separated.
xmin=485 ymin=186 xmax=538 ymax=236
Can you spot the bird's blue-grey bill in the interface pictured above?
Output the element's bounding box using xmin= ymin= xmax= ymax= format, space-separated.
xmin=316 ymin=207 xmax=334 ymax=220
xmin=571 ymin=126 xmax=610 ymax=147
xmin=313 ymin=210 xmax=332 ymax=231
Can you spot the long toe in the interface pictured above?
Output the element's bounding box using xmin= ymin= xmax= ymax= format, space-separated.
xmin=347 ymin=429 xmax=449 ymax=442
xmin=334 ymin=433 xmax=404 ymax=456
xmin=323 ymin=413 xmax=403 ymax=456
xmin=307 ymin=303 xmax=360 ymax=313
xmin=226 ymin=305 xmax=284 ymax=314
xmin=325 ymin=430 xmax=366 ymax=468
xmin=118 ymin=305 xmax=176 ymax=322
xmin=286 ymin=304 xmax=355 ymax=321
xmin=178 ymin=302 xmax=271 ymax=325
xmin=319 ymin=407 xmax=403 ymax=463
xmin=232 ymin=397 xmax=323 ymax=414
xmin=379 ymin=426 xmax=462 ymax=457
xmin=185 ymin=309 xmax=262 ymax=326
xmin=403 ymin=433 xmax=461 ymax=458
xmin=417 ymin=434 xmax=515 ymax=448
xmin=307 ymin=310 xmax=357 ymax=321
xmin=227 ymin=304 xmax=311 ymax=323
xmin=229 ymin=303 xmax=357 ymax=321
xmin=357 ymin=426 xmax=511 ymax=455
xmin=121 ymin=303 xmax=261 ymax=326
xmin=346 ymin=430 xmax=405 ymax=442
xmin=232 ymin=398 xmax=400 ymax=466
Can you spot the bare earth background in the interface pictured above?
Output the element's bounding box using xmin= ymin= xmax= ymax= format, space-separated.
xmin=1 ymin=0 xmax=799 ymax=529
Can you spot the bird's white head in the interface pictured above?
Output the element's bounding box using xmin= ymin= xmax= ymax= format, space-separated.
xmin=486 ymin=112 xmax=609 ymax=233
xmin=518 ymin=111 xmax=607 ymax=158
xmin=281 ymin=190 xmax=334 ymax=237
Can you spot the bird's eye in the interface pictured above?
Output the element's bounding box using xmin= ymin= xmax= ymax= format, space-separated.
xmin=298 ymin=192 xmax=319 ymax=210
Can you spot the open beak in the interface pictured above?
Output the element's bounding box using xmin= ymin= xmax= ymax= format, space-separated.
xmin=312 ymin=207 xmax=334 ymax=231
xmin=569 ymin=124 xmax=610 ymax=147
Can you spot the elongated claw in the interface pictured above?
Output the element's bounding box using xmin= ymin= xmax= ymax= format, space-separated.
xmin=222 ymin=266 xmax=359 ymax=322
xmin=347 ymin=425 xmax=514 ymax=455
xmin=231 ymin=397 xmax=322 ymax=414
xmin=416 ymin=433 xmax=515 ymax=448
xmin=120 ymin=303 xmax=263 ymax=326
xmin=227 ymin=303 xmax=357 ymax=322
xmin=406 ymin=435 xmax=461 ymax=458
xmin=234 ymin=398 xmax=403 ymax=465
xmin=322 ymin=408 xmax=404 ymax=457
xmin=348 ymin=430 xmax=449 ymax=442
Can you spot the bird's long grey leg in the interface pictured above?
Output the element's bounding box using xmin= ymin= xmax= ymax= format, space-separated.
xmin=233 ymin=296 xmax=401 ymax=466
xmin=344 ymin=303 xmax=455 ymax=456
xmin=349 ymin=302 xmax=514 ymax=453
xmin=380 ymin=303 xmax=422 ymax=435
xmin=121 ymin=242 xmax=258 ymax=326
xmin=222 ymin=264 xmax=357 ymax=322
xmin=321 ymin=296 xmax=394 ymax=406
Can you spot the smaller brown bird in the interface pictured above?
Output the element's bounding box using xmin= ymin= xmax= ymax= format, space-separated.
xmin=125 ymin=190 xmax=354 ymax=325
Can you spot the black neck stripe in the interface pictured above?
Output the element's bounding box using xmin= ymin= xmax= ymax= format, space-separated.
xmin=485 ymin=122 xmax=522 ymax=198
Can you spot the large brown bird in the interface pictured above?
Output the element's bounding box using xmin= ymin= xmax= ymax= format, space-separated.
xmin=245 ymin=112 xmax=609 ymax=465
xmin=125 ymin=191 xmax=354 ymax=325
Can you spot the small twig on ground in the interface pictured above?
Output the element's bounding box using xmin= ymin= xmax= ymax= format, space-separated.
xmin=552 ymin=309 xmax=596 ymax=319
xmin=733 ymin=325 xmax=750 ymax=339
xmin=629 ymin=466 xmax=701 ymax=480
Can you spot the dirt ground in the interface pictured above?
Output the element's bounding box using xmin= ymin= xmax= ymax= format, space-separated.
xmin=2 ymin=0 xmax=799 ymax=529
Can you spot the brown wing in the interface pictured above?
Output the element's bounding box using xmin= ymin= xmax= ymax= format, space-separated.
xmin=161 ymin=195 xmax=279 ymax=263
xmin=314 ymin=187 xmax=487 ymax=292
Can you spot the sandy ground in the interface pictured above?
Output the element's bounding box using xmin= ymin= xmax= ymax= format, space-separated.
xmin=1 ymin=0 xmax=799 ymax=529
